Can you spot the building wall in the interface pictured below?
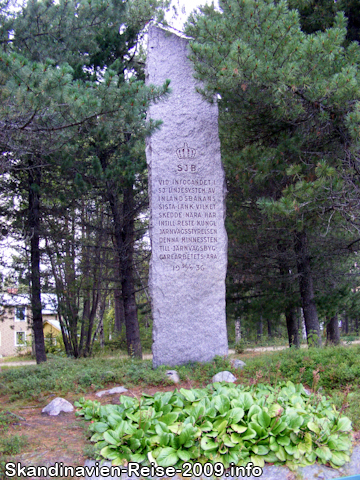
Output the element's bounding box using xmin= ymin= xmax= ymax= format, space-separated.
xmin=0 ymin=306 xmax=32 ymax=357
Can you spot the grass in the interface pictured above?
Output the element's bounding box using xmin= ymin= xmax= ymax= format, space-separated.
xmin=0 ymin=353 xmax=234 ymax=401
xmin=0 ymin=345 xmax=359 ymax=477
xmin=236 ymin=343 xmax=360 ymax=430
xmin=0 ymin=411 xmax=28 ymax=479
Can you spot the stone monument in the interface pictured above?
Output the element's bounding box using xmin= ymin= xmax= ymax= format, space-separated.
xmin=146 ymin=26 xmax=228 ymax=367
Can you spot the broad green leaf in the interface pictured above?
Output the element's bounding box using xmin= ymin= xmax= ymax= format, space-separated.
xmin=269 ymin=438 xmax=279 ymax=452
xmin=316 ymin=445 xmax=332 ymax=462
xmin=179 ymin=388 xmax=196 ymax=402
xmin=168 ymin=423 xmax=181 ymax=434
xmin=103 ymin=431 xmax=119 ymax=445
xmin=277 ymin=435 xmax=290 ymax=446
xmin=129 ymin=438 xmax=141 ymax=450
xmin=201 ymin=436 xmax=218 ymax=451
xmin=248 ymin=404 xmax=262 ymax=418
xmin=257 ymin=410 xmax=271 ymax=428
xmin=179 ymin=424 xmax=197 ymax=446
xmin=156 ymin=447 xmax=179 ymax=467
xmin=271 ymin=419 xmax=287 ymax=435
xmin=100 ymin=445 xmax=119 ymax=460
xmin=284 ymin=444 xmax=296 ymax=455
xmin=130 ymin=453 xmax=146 ymax=463
xmin=91 ymin=422 xmax=109 ymax=433
xmin=159 ymin=431 xmax=172 ymax=447
xmin=177 ymin=449 xmax=192 ymax=462
xmin=307 ymin=421 xmax=320 ymax=435
xmin=231 ymin=424 xmax=247 ymax=433
xmin=159 ymin=412 xmax=179 ymax=426
xmin=242 ymin=393 xmax=254 ymax=411
xmin=336 ymin=435 xmax=352 ymax=451
xmin=275 ymin=445 xmax=286 ymax=462
xmin=107 ymin=413 xmax=124 ymax=428
xmin=223 ymin=434 xmax=236 ymax=447
xmin=241 ymin=427 xmax=257 ymax=440
xmin=249 ymin=421 xmax=266 ymax=437
xmin=288 ymin=416 xmax=304 ymax=430
xmin=304 ymin=432 xmax=312 ymax=453
xmin=337 ymin=417 xmax=352 ymax=432
xmin=330 ymin=450 xmax=348 ymax=466
xmin=263 ymin=452 xmax=278 ymax=463
xmin=250 ymin=455 xmax=265 ymax=468
xmin=200 ymin=420 xmax=213 ymax=432
xmin=213 ymin=418 xmax=227 ymax=433
xmin=213 ymin=394 xmax=231 ymax=415
xmin=228 ymin=407 xmax=245 ymax=423
xmin=268 ymin=403 xmax=283 ymax=417
xmin=252 ymin=445 xmax=269 ymax=455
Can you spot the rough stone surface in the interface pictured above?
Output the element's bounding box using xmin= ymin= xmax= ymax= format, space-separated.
xmin=146 ymin=26 xmax=228 ymax=368
xmin=166 ymin=370 xmax=180 ymax=383
xmin=95 ymin=386 xmax=128 ymax=398
xmin=212 ymin=370 xmax=237 ymax=383
xmin=231 ymin=359 xmax=246 ymax=369
xmin=84 ymin=445 xmax=360 ymax=479
xmin=41 ymin=397 xmax=74 ymax=416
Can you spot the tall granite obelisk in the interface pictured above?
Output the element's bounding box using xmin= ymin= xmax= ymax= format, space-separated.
xmin=146 ymin=26 xmax=228 ymax=367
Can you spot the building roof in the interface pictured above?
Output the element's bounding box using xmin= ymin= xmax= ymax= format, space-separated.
xmin=0 ymin=293 xmax=58 ymax=314
xmin=43 ymin=319 xmax=61 ymax=332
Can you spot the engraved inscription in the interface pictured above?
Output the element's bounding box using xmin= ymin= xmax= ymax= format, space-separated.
xmin=154 ymin=172 xmax=220 ymax=270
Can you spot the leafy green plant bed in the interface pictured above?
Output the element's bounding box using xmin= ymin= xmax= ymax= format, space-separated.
xmin=76 ymin=381 xmax=352 ymax=471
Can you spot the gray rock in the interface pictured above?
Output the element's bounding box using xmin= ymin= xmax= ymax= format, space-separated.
xmin=231 ymin=359 xmax=246 ymax=369
xmin=95 ymin=386 xmax=128 ymax=398
xmin=42 ymin=397 xmax=74 ymax=416
xmin=212 ymin=371 xmax=237 ymax=383
xmin=166 ymin=370 xmax=180 ymax=383
xmin=146 ymin=26 xmax=228 ymax=368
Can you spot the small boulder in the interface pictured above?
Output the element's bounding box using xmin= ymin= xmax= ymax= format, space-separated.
xmin=231 ymin=359 xmax=246 ymax=370
xmin=212 ymin=371 xmax=237 ymax=383
xmin=95 ymin=386 xmax=128 ymax=398
xmin=42 ymin=397 xmax=74 ymax=416
xmin=166 ymin=370 xmax=180 ymax=383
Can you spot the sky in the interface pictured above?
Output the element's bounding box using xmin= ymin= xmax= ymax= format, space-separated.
xmin=166 ymin=0 xmax=217 ymax=30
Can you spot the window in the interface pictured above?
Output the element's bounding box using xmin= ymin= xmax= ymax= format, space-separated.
xmin=15 ymin=331 xmax=26 ymax=346
xmin=15 ymin=307 xmax=25 ymax=322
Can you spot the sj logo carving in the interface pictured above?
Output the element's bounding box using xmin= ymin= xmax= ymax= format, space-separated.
xmin=176 ymin=142 xmax=196 ymax=172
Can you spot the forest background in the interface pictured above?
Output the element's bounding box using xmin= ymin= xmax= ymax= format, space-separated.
xmin=1 ymin=0 xmax=360 ymax=364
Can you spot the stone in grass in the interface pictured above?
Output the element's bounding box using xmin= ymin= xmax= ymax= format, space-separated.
xmin=166 ymin=370 xmax=180 ymax=383
xmin=42 ymin=397 xmax=74 ymax=416
xmin=95 ymin=386 xmax=128 ymax=398
xmin=231 ymin=359 xmax=246 ymax=370
xmin=212 ymin=371 xmax=237 ymax=383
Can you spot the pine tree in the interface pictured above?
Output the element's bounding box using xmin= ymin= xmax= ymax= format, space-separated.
xmin=0 ymin=0 xmax=169 ymax=361
xmin=186 ymin=0 xmax=360 ymax=347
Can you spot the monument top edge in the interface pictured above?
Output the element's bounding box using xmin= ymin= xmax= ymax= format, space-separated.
xmin=148 ymin=22 xmax=193 ymax=41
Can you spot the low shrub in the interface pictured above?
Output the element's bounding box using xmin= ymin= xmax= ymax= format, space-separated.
xmin=76 ymin=381 xmax=352 ymax=471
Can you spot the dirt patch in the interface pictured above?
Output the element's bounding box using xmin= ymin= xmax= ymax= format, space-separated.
xmin=2 ymin=382 xmax=194 ymax=479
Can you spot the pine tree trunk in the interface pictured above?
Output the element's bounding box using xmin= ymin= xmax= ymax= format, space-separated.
xmin=285 ymin=305 xmax=300 ymax=348
xmin=235 ymin=318 xmax=241 ymax=344
xmin=267 ymin=318 xmax=272 ymax=338
xmin=326 ymin=316 xmax=340 ymax=345
xmin=28 ymin=162 xmax=46 ymax=364
xmin=107 ymin=185 xmax=142 ymax=359
xmin=343 ymin=314 xmax=349 ymax=335
xmin=294 ymin=230 xmax=322 ymax=347
xmin=257 ymin=316 xmax=263 ymax=341
xmin=121 ymin=185 xmax=142 ymax=358
xmin=114 ymin=287 xmax=125 ymax=334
